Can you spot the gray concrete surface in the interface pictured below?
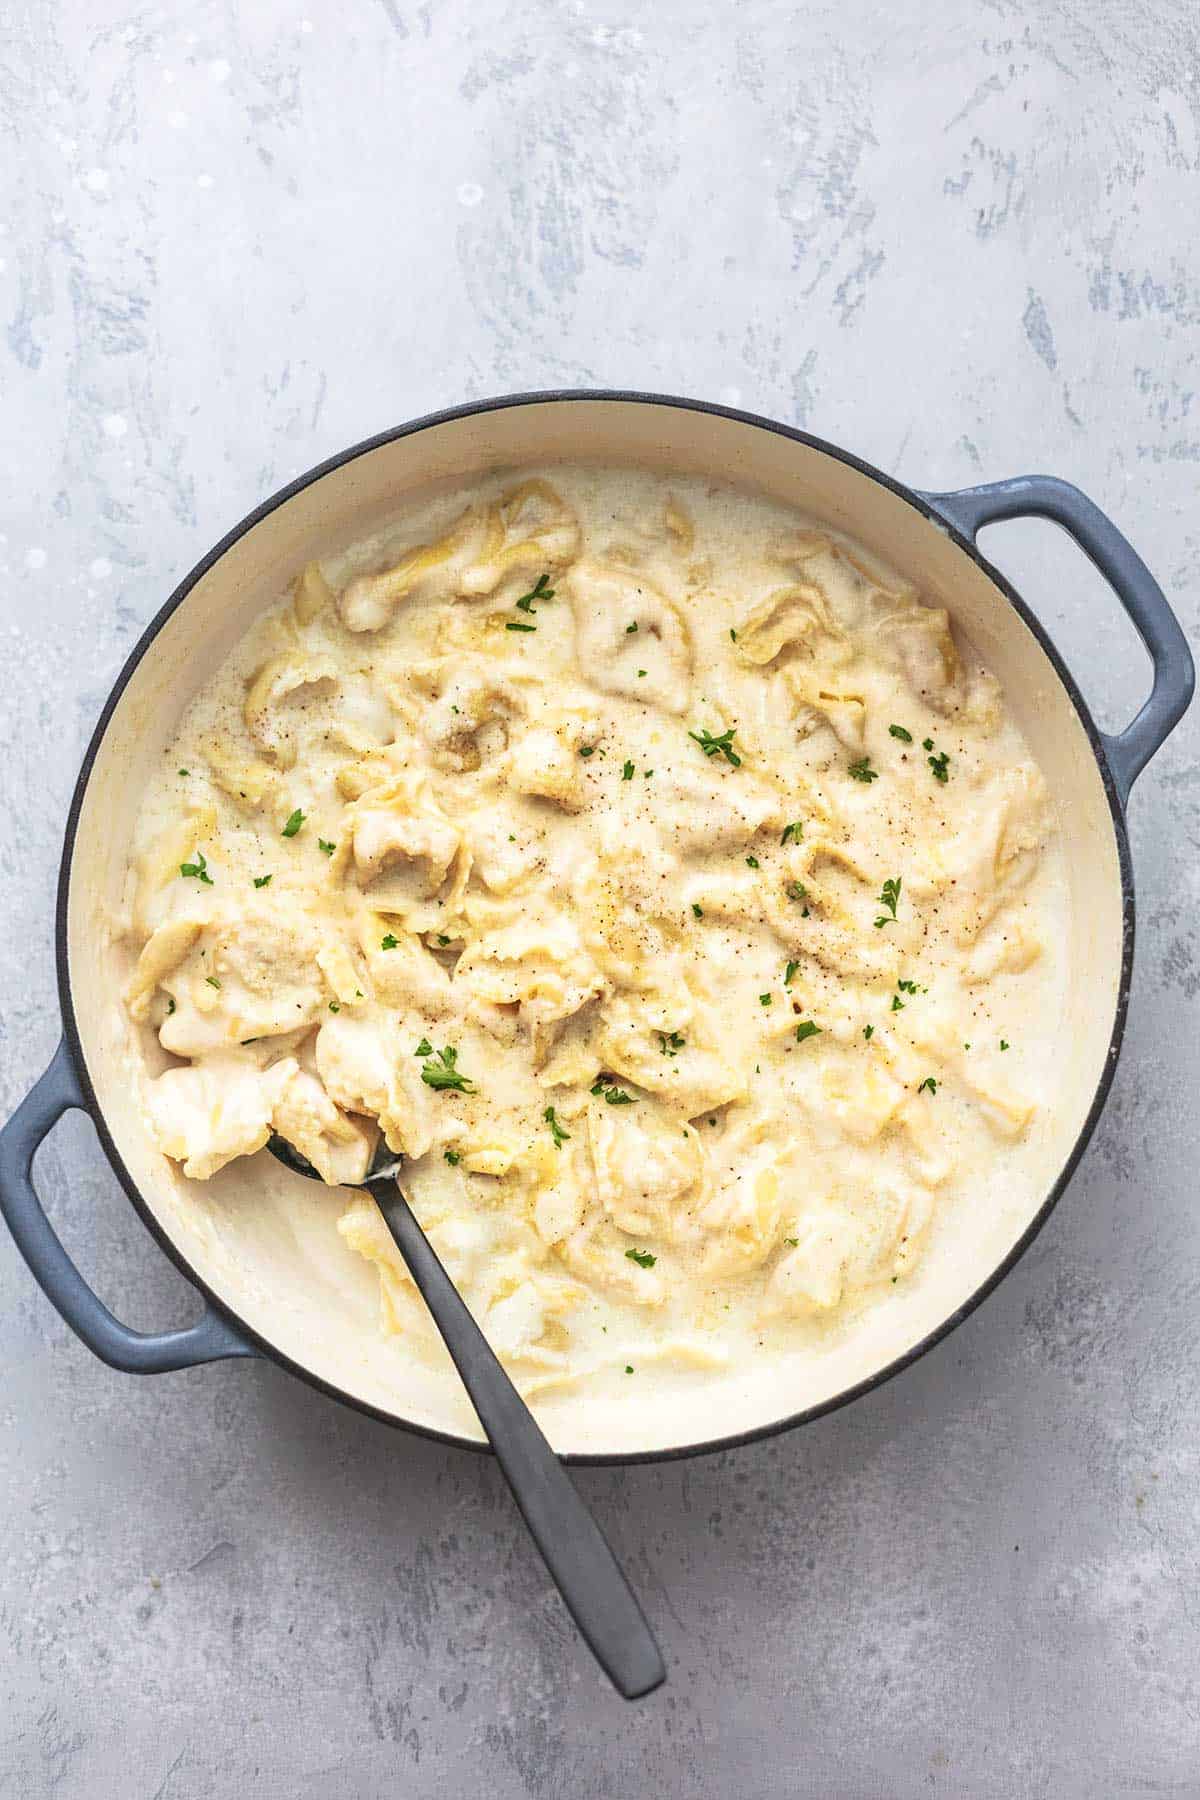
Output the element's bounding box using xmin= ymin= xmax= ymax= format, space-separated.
xmin=2 ymin=2 xmax=1199 ymax=1794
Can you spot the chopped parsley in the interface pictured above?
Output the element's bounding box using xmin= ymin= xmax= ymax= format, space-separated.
xmin=848 ymin=756 xmax=877 ymax=783
xmin=180 ymin=850 xmax=213 ymax=885
xmin=420 ymin=1045 xmax=476 ymax=1093
xmin=544 ymin=1106 xmax=571 ymax=1148
xmin=177 ymin=768 xmax=189 ymax=776
xmin=636 ymin=668 xmax=647 ymax=678
xmin=625 ymin=1248 xmax=657 ymax=1269
xmin=875 ymin=876 xmax=901 ymax=927
xmin=591 ymin=1073 xmax=634 ymax=1105
xmin=658 ymin=1031 xmax=685 ymax=1056
xmin=729 ymin=628 xmax=738 ymax=642
xmin=917 ymin=1076 xmax=938 ymax=1095
xmin=691 ymin=902 xmax=704 ymax=919
xmin=928 ymin=747 xmax=950 ymax=783
xmin=643 ymin=768 xmax=653 ymax=779
xmin=784 ymin=960 xmax=799 ymax=986
xmin=414 ymin=1038 xmax=433 ymax=1057
xmin=759 ymin=993 xmax=772 ymax=1007
xmin=624 ymin=1364 xmax=634 ymax=1374
xmin=863 ymin=1023 xmax=874 ymax=1040
xmin=328 ymin=1000 xmax=340 ymax=1013
xmin=625 ymin=621 xmax=639 ymax=634
xmin=318 ymin=839 xmax=335 ymax=856
xmin=1000 ymin=1039 xmax=1010 ymax=1052
xmin=784 ymin=1236 xmax=799 ymax=1247
xmin=205 ymin=975 xmax=221 ymax=990
xmin=891 ymin=994 xmax=905 ymax=1012
xmin=795 ymin=1020 xmax=821 ymax=1043
xmin=622 ymin=759 xmax=635 ymax=781
xmin=745 ymin=855 xmax=760 ymax=869
xmin=444 ymin=1150 xmax=462 ymax=1165
xmin=888 ymin=724 xmax=913 ymax=743
xmin=253 ymin=873 xmax=272 ymax=888
xmin=780 ymin=821 xmax=803 ymax=846
xmin=515 ymin=572 xmax=554 ymax=613
xmin=282 ymin=808 xmax=305 ymax=837
xmin=380 ymin=933 xmax=400 ymax=950
xmin=579 ymin=745 xmax=596 ymax=758
xmin=436 ymin=934 xmax=450 ymax=946
xmin=505 ymin=620 xmax=536 ymax=632
xmin=897 ymin=978 xmax=921 ymax=994
xmin=786 ymin=881 xmax=808 ymax=907
xmin=688 ymin=725 xmax=741 ymax=767
xmin=166 ymin=997 xmax=176 ymax=1015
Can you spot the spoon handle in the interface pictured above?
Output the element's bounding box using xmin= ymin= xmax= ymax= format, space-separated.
xmin=367 ymin=1175 xmax=666 ymax=1700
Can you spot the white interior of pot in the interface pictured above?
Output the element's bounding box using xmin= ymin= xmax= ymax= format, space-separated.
xmin=65 ymin=400 xmax=1126 ymax=1457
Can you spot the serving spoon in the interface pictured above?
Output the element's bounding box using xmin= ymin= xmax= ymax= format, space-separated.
xmin=267 ymin=1133 xmax=666 ymax=1699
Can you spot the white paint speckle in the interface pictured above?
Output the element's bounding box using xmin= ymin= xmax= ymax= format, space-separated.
xmin=167 ymin=109 xmax=188 ymax=129
xmin=83 ymin=167 xmax=110 ymax=193
xmin=102 ymin=414 xmax=129 ymax=440
xmin=456 ymin=182 xmax=484 ymax=208
xmin=89 ymin=557 xmax=113 ymax=580
xmin=196 ymin=173 xmax=215 ymax=190
xmin=26 ymin=548 xmax=47 ymax=571
xmin=210 ymin=58 xmax=231 ymax=83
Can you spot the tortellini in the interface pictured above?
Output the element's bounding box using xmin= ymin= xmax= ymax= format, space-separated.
xmin=124 ymin=465 xmax=1063 ymax=1402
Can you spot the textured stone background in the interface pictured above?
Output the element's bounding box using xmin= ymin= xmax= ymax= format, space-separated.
xmin=2 ymin=2 xmax=1199 ymax=1794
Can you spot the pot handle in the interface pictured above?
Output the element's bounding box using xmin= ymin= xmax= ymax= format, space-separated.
xmin=920 ymin=475 xmax=1195 ymax=806
xmin=0 ymin=1040 xmax=257 ymax=1372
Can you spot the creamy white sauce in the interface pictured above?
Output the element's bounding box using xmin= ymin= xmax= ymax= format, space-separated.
xmin=121 ymin=466 xmax=1069 ymax=1402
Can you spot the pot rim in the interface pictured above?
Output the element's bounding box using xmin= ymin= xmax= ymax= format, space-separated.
xmin=54 ymin=389 xmax=1135 ymax=1465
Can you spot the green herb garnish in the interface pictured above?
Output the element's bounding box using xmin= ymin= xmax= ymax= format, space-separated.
xmin=420 ymin=1045 xmax=476 ymax=1093
xmin=917 ymin=1076 xmax=938 ymax=1095
xmin=622 ymin=760 xmax=635 ymax=781
xmin=166 ymin=997 xmax=176 ymax=1015
xmin=253 ymin=873 xmax=272 ymax=888
xmin=544 ymin=1106 xmax=571 ymax=1148
xmin=205 ymin=975 xmax=221 ymax=990
xmin=625 ymin=621 xmax=639 ymax=634
xmin=746 ymin=855 xmax=760 ymax=869
xmin=795 ymin=1020 xmax=821 ymax=1043
xmin=888 ymin=724 xmax=913 ymax=743
xmin=863 ymin=1023 xmax=874 ymax=1040
xmin=515 ymin=572 xmax=554 ymax=613
xmin=691 ymin=902 xmax=703 ymax=919
xmin=625 ymin=1248 xmax=657 ymax=1269
xmin=380 ymin=933 xmax=400 ymax=950
xmin=414 ymin=1038 xmax=433 ymax=1057
xmin=875 ymin=876 xmax=901 ymax=927
xmin=784 ymin=960 xmax=799 ymax=986
xmin=891 ymin=994 xmax=904 ymax=1011
xmin=928 ymin=748 xmax=950 ymax=783
xmin=444 ymin=1150 xmax=462 ymax=1165
xmin=759 ymin=993 xmax=772 ymax=1007
xmin=658 ymin=1031 xmax=685 ymax=1056
xmin=318 ymin=839 xmax=335 ymax=856
xmin=848 ymin=756 xmax=877 ymax=783
xmin=781 ymin=820 xmax=803 ymax=846
xmin=328 ymin=1000 xmax=340 ymax=1013
xmin=1000 ymin=1039 xmax=1009 ymax=1052
xmin=505 ymin=621 xmax=536 ymax=632
xmin=688 ymin=725 xmax=741 ymax=767
xmin=282 ymin=808 xmax=305 ymax=837
xmin=786 ymin=881 xmax=808 ymax=905
xmin=579 ymin=745 xmax=596 ymax=758
xmin=180 ymin=850 xmax=213 ymax=885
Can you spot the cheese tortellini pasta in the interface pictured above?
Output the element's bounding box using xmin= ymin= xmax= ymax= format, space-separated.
xmin=122 ymin=467 xmax=1065 ymax=1400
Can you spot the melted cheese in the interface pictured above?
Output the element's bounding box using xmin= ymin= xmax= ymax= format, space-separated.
xmin=122 ymin=467 xmax=1068 ymax=1396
